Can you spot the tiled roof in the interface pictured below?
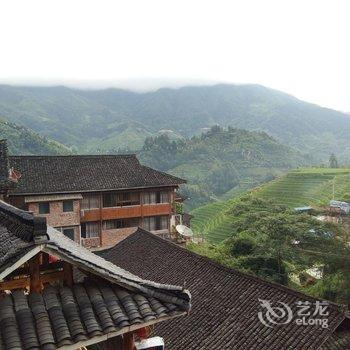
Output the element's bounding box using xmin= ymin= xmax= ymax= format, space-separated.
xmin=0 ymin=200 xmax=47 ymax=275
xmin=99 ymin=229 xmax=350 ymax=350
xmin=0 ymin=281 xmax=185 ymax=350
xmin=0 ymin=201 xmax=191 ymax=349
xmin=9 ymin=155 xmax=185 ymax=195
xmin=0 ymin=200 xmax=190 ymax=311
xmin=45 ymin=228 xmax=190 ymax=310
xmin=321 ymin=332 xmax=350 ymax=350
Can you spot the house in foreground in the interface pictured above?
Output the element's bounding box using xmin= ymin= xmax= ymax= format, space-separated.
xmin=0 ymin=200 xmax=191 ymax=349
xmin=100 ymin=228 xmax=350 ymax=350
xmin=0 ymin=140 xmax=186 ymax=249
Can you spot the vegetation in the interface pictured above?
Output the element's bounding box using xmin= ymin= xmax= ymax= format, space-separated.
xmin=0 ymin=118 xmax=72 ymax=155
xmin=2 ymin=84 xmax=350 ymax=160
xmin=191 ymin=167 xmax=350 ymax=242
xmin=191 ymin=199 xmax=236 ymax=242
xmin=138 ymin=126 xmax=307 ymax=209
xmin=189 ymin=196 xmax=350 ymax=304
xmin=257 ymin=167 xmax=350 ymax=208
xmin=329 ymin=153 xmax=339 ymax=168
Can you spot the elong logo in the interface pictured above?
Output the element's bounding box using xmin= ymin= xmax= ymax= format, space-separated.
xmin=258 ymin=299 xmax=329 ymax=329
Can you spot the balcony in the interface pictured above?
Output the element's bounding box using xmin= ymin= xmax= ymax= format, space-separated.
xmin=81 ymin=237 xmax=100 ymax=248
xmin=80 ymin=203 xmax=172 ymax=222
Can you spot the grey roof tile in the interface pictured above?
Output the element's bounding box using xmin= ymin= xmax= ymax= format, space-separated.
xmin=9 ymin=155 xmax=185 ymax=195
xmin=99 ymin=228 xmax=350 ymax=350
xmin=0 ymin=282 xmax=186 ymax=350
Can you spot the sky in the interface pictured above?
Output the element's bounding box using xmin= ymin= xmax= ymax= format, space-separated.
xmin=0 ymin=0 xmax=349 ymax=111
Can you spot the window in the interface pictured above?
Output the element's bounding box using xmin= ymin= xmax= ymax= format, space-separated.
xmin=103 ymin=217 xmax=140 ymax=230
xmin=143 ymin=216 xmax=168 ymax=231
xmin=63 ymin=200 xmax=74 ymax=212
xmin=81 ymin=194 xmax=100 ymax=210
xmin=62 ymin=228 xmax=75 ymax=241
xmin=81 ymin=221 xmax=100 ymax=238
xmin=102 ymin=192 xmax=140 ymax=207
xmin=121 ymin=192 xmax=140 ymax=206
xmin=143 ymin=191 xmax=169 ymax=204
xmin=39 ymin=202 xmax=50 ymax=214
xmin=160 ymin=191 xmax=169 ymax=203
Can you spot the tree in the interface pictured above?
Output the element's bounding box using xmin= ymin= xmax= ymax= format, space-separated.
xmin=329 ymin=153 xmax=339 ymax=168
xmin=189 ymin=195 xmax=350 ymax=303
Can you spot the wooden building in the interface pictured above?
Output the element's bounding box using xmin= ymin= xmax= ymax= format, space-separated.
xmin=0 ymin=141 xmax=186 ymax=249
xmin=0 ymin=200 xmax=191 ymax=349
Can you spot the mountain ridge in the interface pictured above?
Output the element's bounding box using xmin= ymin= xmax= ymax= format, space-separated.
xmin=1 ymin=83 xmax=350 ymax=159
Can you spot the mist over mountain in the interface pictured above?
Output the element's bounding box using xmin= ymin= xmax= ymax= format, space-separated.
xmin=0 ymin=83 xmax=349 ymax=160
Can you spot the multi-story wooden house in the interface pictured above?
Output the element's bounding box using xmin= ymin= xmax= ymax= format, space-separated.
xmin=1 ymin=142 xmax=186 ymax=249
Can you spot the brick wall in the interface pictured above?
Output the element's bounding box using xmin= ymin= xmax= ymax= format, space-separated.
xmin=101 ymin=227 xmax=138 ymax=247
xmin=28 ymin=200 xmax=81 ymax=227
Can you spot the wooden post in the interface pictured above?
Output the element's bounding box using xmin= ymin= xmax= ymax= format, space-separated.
xmin=100 ymin=192 xmax=103 ymax=246
xmin=123 ymin=332 xmax=134 ymax=350
xmin=29 ymin=254 xmax=42 ymax=293
xmin=140 ymin=191 xmax=144 ymax=228
xmin=42 ymin=252 xmax=50 ymax=267
xmin=62 ymin=261 xmax=73 ymax=287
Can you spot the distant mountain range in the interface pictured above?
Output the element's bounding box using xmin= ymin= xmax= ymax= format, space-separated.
xmin=1 ymin=84 xmax=350 ymax=160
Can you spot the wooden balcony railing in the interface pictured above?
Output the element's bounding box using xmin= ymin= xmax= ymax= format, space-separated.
xmin=80 ymin=203 xmax=172 ymax=222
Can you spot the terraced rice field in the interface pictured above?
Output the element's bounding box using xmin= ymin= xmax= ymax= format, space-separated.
xmin=190 ymin=168 xmax=350 ymax=243
xmin=191 ymin=199 xmax=236 ymax=243
xmin=257 ymin=168 xmax=350 ymax=208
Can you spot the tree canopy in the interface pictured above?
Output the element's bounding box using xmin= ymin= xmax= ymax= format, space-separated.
xmin=189 ymin=195 xmax=350 ymax=304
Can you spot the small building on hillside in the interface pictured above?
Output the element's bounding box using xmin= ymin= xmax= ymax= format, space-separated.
xmin=100 ymin=229 xmax=350 ymax=350
xmin=0 ymin=200 xmax=191 ymax=349
xmin=0 ymin=140 xmax=186 ymax=249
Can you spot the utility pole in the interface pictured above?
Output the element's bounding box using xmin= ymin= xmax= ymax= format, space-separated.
xmin=333 ymin=177 xmax=335 ymax=200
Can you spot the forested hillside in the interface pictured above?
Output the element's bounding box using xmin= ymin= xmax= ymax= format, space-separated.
xmin=0 ymin=118 xmax=71 ymax=155
xmin=138 ymin=126 xmax=308 ymax=208
xmin=1 ymin=84 xmax=350 ymax=160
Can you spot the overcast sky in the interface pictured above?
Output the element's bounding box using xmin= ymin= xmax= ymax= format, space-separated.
xmin=0 ymin=0 xmax=349 ymax=111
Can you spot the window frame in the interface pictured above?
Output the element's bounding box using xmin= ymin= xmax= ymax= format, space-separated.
xmin=63 ymin=200 xmax=74 ymax=213
xmin=81 ymin=221 xmax=100 ymax=239
xmin=143 ymin=191 xmax=170 ymax=205
xmin=102 ymin=192 xmax=140 ymax=208
xmin=62 ymin=227 xmax=75 ymax=241
xmin=38 ymin=202 xmax=50 ymax=214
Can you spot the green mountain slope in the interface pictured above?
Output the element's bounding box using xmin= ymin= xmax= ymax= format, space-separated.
xmin=1 ymin=84 xmax=350 ymax=158
xmin=0 ymin=118 xmax=71 ymax=155
xmin=138 ymin=126 xmax=308 ymax=208
xmin=191 ymin=167 xmax=350 ymax=242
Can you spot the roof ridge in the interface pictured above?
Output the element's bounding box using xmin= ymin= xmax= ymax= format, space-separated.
xmin=0 ymin=200 xmax=48 ymax=243
xmin=117 ymin=228 xmax=347 ymax=311
xmin=140 ymin=165 xmax=186 ymax=183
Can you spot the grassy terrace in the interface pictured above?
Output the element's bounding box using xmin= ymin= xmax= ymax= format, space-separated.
xmin=190 ymin=168 xmax=350 ymax=242
xmin=256 ymin=168 xmax=350 ymax=208
xmin=191 ymin=199 xmax=236 ymax=243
